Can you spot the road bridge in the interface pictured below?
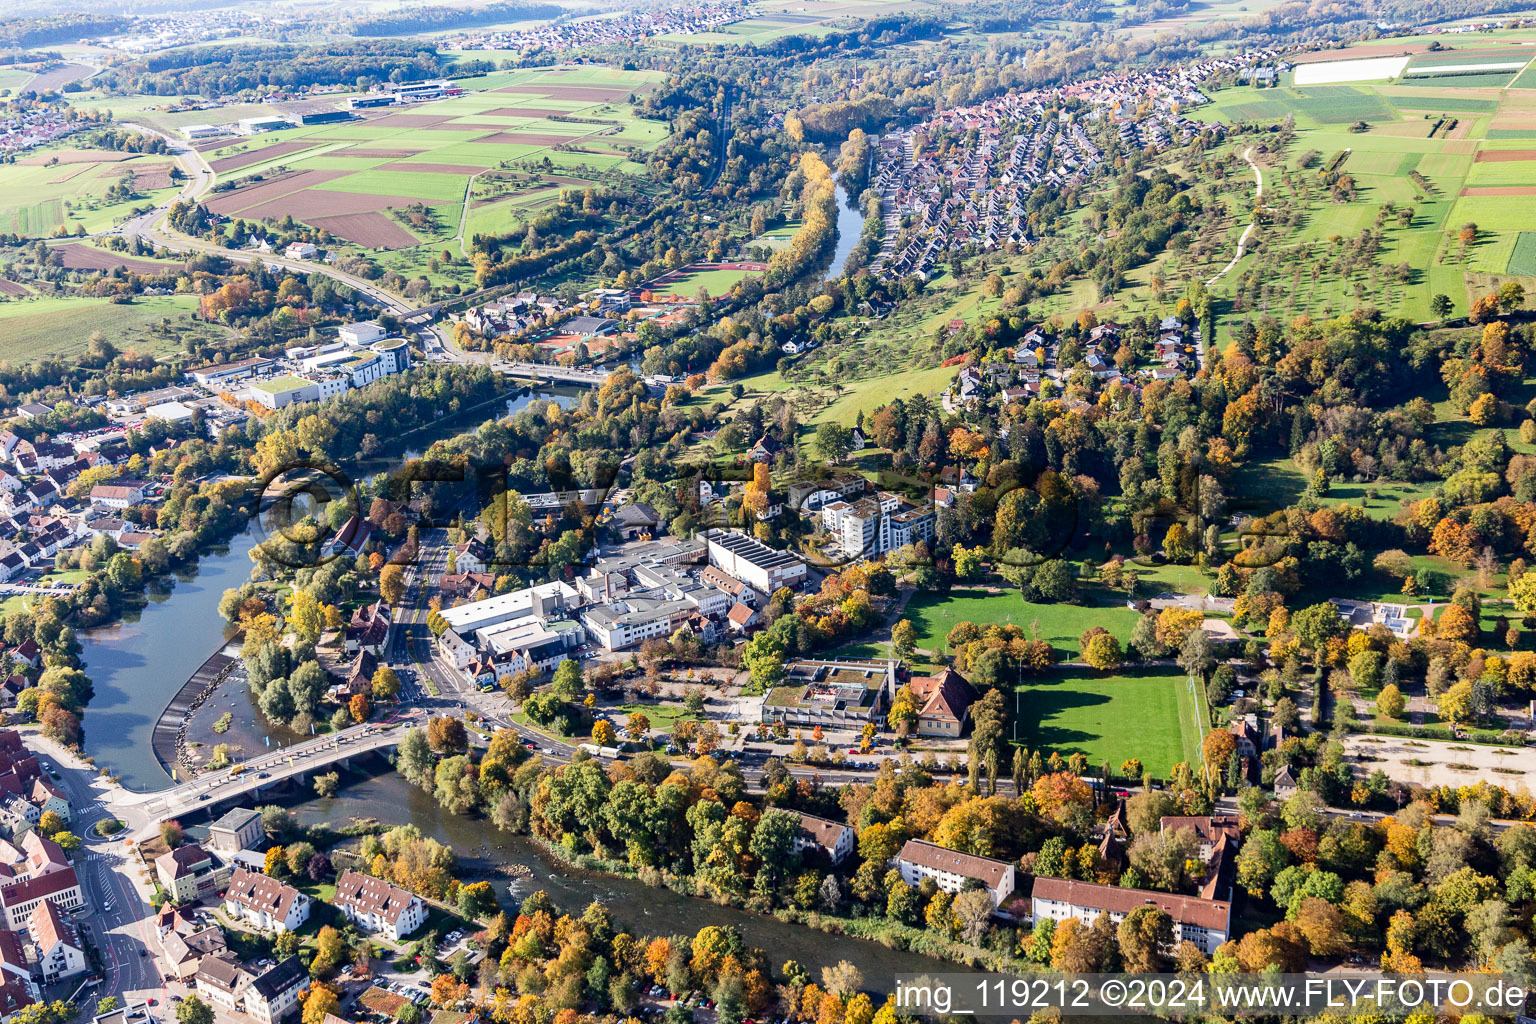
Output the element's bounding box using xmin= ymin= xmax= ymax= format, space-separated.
xmin=498 ymin=362 xmax=615 ymax=388
xmin=111 ymin=716 xmax=420 ymax=822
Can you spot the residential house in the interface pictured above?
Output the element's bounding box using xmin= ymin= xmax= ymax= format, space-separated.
xmin=195 ymin=954 xmax=245 ymax=1012
xmin=334 ymin=870 xmax=426 ymax=940
xmin=346 ymin=600 xmax=392 ymax=657
xmin=244 ymin=956 xmax=307 ymax=1024
xmin=28 ymin=899 xmax=85 ymax=982
xmin=895 ymin=839 xmax=1015 ymax=907
xmin=725 ymin=602 xmax=760 ymax=634
xmin=906 ymin=667 xmax=974 ymax=737
xmin=155 ymin=844 xmax=225 ymax=903
xmin=790 ymin=811 xmax=855 ymax=865
xmin=747 ymin=434 xmax=783 ymax=463
xmin=223 ymin=867 xmax=311 ymax=932
xmin=0 ymin=930 xmax=32 ymax=996
xmin=161 ymin=926 xmax=228 ymax=981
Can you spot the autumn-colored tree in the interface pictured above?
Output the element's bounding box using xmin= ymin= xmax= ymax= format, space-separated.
xmin=592 ymin=720 xmax=616 ymax=747
xmin=1375 ymin=684 xmax=1405 ymax=720
xmin=1155 ymin=607 xmax=1204 ymax=651
xmin=1201 ymin=729 xmax=1236 ymax=776
xmin=1082 ymin=633 xmax=1124 ymax=671
xmin=1031 ymin=772 xmax=1093 ymax=827
xmin=1437 ymin=604 xmax=1477 ymax=644
xmin=427 ymin=716 xmax=468 ymax=754
xmin=349 ymin=693 xmax=370 ymax=723
xmin=430 ymin=975 xmax=469 ymax=1008
xmin=379 ymin=564 xmax=406 ymax=605
xmin=301 ymin=985 xmax=339 ymax=1024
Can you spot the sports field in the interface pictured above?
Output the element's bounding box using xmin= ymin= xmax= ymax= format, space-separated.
xmin=901 ymin=588 xmax=1140 ymax=661
xmin=645 ymin=262 xmax=767 ymax=299
xmin=1015 ymin=668 xmax=1205 ymax=774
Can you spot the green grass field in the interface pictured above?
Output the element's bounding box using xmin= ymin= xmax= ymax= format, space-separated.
xmin=902 ymin=588 xmax=1140 ymax=661
xmin=0 ymin=294 xmax=222 ymax=362
xmin=1015 ymin=668 xmax=1204 ymax=773
xmin=650 ymin=266 xmax=759 ymax=297
xmin=0 ymin=151 xmax=178 ymax=238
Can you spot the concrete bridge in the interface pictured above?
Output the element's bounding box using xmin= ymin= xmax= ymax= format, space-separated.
xmin=111 ymin=716 xmax=419 ymax=822
xmin=497 ymin=362 xmax=615 ymax=388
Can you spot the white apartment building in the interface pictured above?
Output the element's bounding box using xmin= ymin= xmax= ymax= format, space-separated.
xmin=895 ymin=839 xmax=1015 ymax=908
xmin=821 ymin=493 xmax=936 ymax=559
xmin=223 ymin=868 xmax=311 ymax=933
xmin=1030 ymin=877 xmax=1231 ymax=954
xmin=28 ymin=900 xmax=85 ymax=983
xmin=335 ymin=871 xmax=427 ymax=941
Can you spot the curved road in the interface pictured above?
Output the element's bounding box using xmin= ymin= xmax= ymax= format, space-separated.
xmin=113 ymin=122 xmax=457 ymax=353
xmin=1206 ymin=146 xmax=1263 ymax=287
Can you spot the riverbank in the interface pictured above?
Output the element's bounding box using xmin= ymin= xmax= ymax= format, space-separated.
xmin=511 ymin=823 xmax=1019 ymax=973
xmin=280 ymin=759 xmax=973 ymax=987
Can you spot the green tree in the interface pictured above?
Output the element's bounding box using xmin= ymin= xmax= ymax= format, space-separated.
xmin=177 ymin=997 xmax=215 ymax=1024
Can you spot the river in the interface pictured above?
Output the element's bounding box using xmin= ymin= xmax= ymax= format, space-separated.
xmin=281 ymin=762 xmax=975 ymax=990
xmin=80 ymin=385 xmax=584 ymax=791
xmin=824 ymin=178 xmax=867 ymax=284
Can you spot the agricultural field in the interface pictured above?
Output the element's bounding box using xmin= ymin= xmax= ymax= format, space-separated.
xmin=1137 ymin=51 xmax=1536 ymax=333
xmin=77 ymin=66 xmax=672 ymax=293
xmin=0 ymin=294 xmax=224 ymax=363
xmin=0 ymin=146 xmax=182 ymax=238
xmin=1015 ymin=669 xmax=1206 ymax=773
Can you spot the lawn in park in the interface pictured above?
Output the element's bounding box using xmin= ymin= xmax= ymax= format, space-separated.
xmin=1015 ymin=668 xmax=1205 ymax=774
xmin=901 ymin=588 xmax=1140 ymax=661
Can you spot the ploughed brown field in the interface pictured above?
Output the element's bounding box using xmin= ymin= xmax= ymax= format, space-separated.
xmin=26 ymin=62 xmax=91 ymax=92
xmin=481 ymin=106 xmax=579 ymax=119
xmin=1460 ymin=186 xmax=1536 ymax=196
xmin=209 ymin=141 xmax=315 ymax=173
xmin=309 ymin=212 xmax=420 ymax=249
xmin=205 ymin=169 xmax=350 ymax=216
xmin=53 ymin=243 xmax=182 ymax=274
xmin=0 ymin=280 xmax=30 ymax=297
xmin=1476 ymin=149 xmax=1536 ymax=162
xmin=477 ymin=131 xmax=591 ymax=147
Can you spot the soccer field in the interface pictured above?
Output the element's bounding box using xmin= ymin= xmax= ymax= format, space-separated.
xmin=1015 ymin=668 xmax=1205 ymax=775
